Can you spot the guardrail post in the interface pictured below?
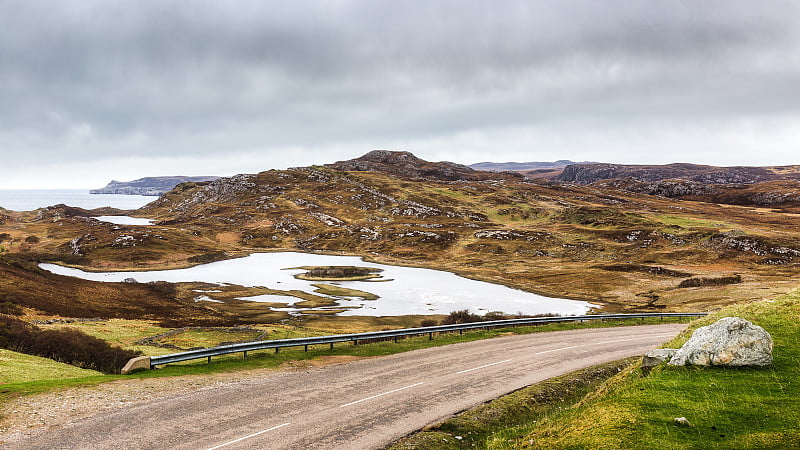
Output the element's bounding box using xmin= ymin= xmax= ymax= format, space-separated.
xmin=354 ymin=339 xmax=358 ymax=346
xmin=207 ymin=356 xmax=211 ymax=364
xmin=304 ymin=344 xmax=308 ymax=352
xmin=330 ymin=342 xmax=334 ymax=349
xmin=428 ymin=332 xmax=433 ymax=340
xmin=275 ymin=347 xmax=279 ymax=354
xmin=243 ymin=351 xmax=248 ymax=359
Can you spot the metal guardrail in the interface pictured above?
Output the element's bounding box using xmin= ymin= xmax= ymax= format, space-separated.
xmin=147 ymin=312 xmax=706 ymax=368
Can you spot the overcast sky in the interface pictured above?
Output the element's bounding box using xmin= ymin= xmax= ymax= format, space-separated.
xmin=2 ymin=0 xmax=800 ymax=188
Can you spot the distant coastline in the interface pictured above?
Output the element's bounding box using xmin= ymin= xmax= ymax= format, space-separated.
xmin=0 ymin=189 xmax=153 ymax=211
xmin=90 ymin=176 xmax=220 ymax=196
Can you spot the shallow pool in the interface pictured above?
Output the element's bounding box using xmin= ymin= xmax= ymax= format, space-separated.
xmin=40 ymin=252 xmax=596 ymax=317
xmin=91 ymin=216 xmax=155 ymax=226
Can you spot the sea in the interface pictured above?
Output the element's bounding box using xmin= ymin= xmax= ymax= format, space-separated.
xmin=0 ymin=189 xmax=155 ymax=211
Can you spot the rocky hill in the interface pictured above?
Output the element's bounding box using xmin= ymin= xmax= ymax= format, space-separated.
xmin=469 ymin=160 xmax=594 ymax=172
xmin=556 ymin=163 xmax=800 ymax=184
xmin=594 ymin=178 xmax=800 ymax=207
xmin=91 ymin=176 xmax=220 ymax=196
xmin=6 ymin=150 xmax=800 ymax=320
xmin=326 ymin=150 xmax=522 ymax=182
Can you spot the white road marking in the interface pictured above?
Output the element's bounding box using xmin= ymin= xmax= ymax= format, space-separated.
xmin=207 ymin=422 xmax=291 ymax=450
xmin=533 ymin=345 xmax=581 ymax=355
xmin=455 ymin=359 xmax=512 ymax=374
xmin=592 ymin=334 xmax=677 ymax=347
xmin=531 ymin=333 xmax=677 ymax=356
xmin=339 ymin=382 xmax=424 ymax=408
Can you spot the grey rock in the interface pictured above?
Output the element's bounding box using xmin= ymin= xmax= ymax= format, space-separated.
xmin=674 ymin=417 xmax=692 ymax=427
xmin=669 ymin=317 xmax=773 ymax=367
xmin=642 ymin=348 xmax=678 ymax=369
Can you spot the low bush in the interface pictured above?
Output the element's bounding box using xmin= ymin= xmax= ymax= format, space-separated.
xmin=187 ymin=251 xmax=229 ymax=264
xmin=146 ymin=281 xmax=177 ymax=298
xmin=0 ymin=316 xmax=141 ymax=374
xmin=441 ymin=309 xmax=484 ymax=324
xmin=678 ymin=274 xmax=742 ymax=288
xmin=419 ymin=319 xmax=438 ymax=327
xmin=0 ymin=301 xmax=23 ymax=315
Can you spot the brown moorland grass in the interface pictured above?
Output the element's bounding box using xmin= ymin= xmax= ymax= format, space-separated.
xmin=3 ymin=164 xmax=800 ymax=325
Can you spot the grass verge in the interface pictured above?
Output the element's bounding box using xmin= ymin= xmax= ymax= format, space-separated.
xmin=0 ymin=349 xmax=102 ymax=384
xmin=484 ymin=290 xmax=800 ymax=449
xmin=390 ymin=358 xmax=636 ymax=449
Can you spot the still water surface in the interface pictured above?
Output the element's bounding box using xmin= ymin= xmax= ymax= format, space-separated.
xmin=0 ymin=189 xmax=154 ymax=211
xmin=91 ymin=216 xmax=155 ymax=226
xmin=41 ymin=252 xmax=596 ymax=317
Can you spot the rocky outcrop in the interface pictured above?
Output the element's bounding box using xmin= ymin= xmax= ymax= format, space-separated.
xmin=326 ymin=150 xmax=522 ymax=182
xmin=473 ymin=229 xmax=554 ymax=242
xmin=594 ymin=178 xmax=800 ymax=207
xmin=669 ymin=317 xmax=773 ymax=366
xmin=595 ymin=179 xmax=715 ymax=197
xmin=641 ymin=348 xmax=678 ymax=369
xmin=91 ymin=176 xmax=220 ymax=196
xmin=557 ymin=163 xmax=791 ymax=185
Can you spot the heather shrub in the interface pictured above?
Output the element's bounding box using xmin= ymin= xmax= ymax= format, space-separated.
xmin=187 ymin=251 xmax=228 ymax=264
xmin=0 ymin=301 xmax=23 ymax=315
xmin=146 ymin=281 xmax=177 ymax=298
xmin=441 ymin=309 xmax=483 ymax=325
xmin=0 ymin=315 xmax=141 ymax=374
xmin=678 ymin=274 xmax=742 ymax=288
xmin=419 ymin=319 xmax=438 ymax=327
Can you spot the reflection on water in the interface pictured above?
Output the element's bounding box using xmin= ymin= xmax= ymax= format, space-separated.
xmin=40 ymin=252 xmax=597 ymax=317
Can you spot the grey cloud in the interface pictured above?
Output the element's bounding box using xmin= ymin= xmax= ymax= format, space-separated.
xmin=1 ymin=0 xmax=800 ymax=185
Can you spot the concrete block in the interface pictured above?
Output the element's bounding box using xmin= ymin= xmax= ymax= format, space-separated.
xmin=121 ymin=356 xmax=151 ymax=374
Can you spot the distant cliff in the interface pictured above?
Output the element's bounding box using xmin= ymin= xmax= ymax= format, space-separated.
xmin=90 ymin=176 xmax=220 ymax=196
xmin=469 ymin=160 xmax=595 ymax=172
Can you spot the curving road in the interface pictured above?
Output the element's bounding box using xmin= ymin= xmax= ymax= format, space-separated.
xmin=6 ymin=324 xmax=685 ymax=449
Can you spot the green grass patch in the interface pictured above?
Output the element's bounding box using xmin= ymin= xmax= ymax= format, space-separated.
xmin=0 ymin=349 xmax=102 ymax=384
xmin=157 ymin=329 xmax=264 ymax=348
xmin=311 ymin=283 xmax=379 ymax=300
xmin=491 ymin=291 xmax=800 ymax=449
xmin=39 ymin=319 xmax=172 ymax=355
xmin=654 ymin=214 xmax=733 ymax=231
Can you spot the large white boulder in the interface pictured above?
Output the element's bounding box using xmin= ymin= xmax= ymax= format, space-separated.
xmin=669 ymin=317 xmax=772 ymax=366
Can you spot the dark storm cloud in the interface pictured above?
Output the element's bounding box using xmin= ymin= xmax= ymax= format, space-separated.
xmin=1 ymin=0 xmax=800 ymax=186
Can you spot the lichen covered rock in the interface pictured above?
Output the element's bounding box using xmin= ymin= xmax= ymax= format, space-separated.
xmin=669 ymin=317 xmax=772 ymax=366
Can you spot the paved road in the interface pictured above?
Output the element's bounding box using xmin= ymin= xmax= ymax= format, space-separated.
xmin=8 ymin=324 xmax=685 ymax=449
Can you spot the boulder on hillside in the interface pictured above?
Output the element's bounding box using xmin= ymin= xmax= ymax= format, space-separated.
xmin=668 ymin=317 xmax=772 ymax=367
